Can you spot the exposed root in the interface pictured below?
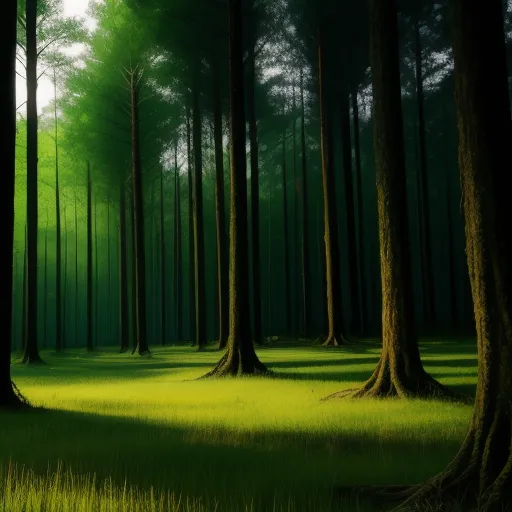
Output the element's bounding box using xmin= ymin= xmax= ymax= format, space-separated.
xmin=201 ymin=350 xmax=269 ymax=379
xmin=322 ymin=334 xmax=351 ymax=347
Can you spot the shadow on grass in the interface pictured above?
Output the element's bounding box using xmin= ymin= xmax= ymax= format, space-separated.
xmin=0 ymin=406 xmax=465 ymax=511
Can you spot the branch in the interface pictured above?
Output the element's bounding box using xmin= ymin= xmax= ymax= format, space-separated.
xmin=37 ymin=35 xmax=65 ymax=57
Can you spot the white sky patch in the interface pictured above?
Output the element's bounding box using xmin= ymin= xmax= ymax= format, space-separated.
xmin=16 ymin=0 xmax=96 ymax=115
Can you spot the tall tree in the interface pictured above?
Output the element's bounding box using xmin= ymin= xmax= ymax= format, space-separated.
xmin=325 ymin=0 xmax=460 ymax=399
xmin=0 ymin=0 xmax=27 ymax=408
xmin=86 ymin=161 xmax=93 ymax=352
xmin=395 ymin=1 xmax=512 ymax=509
xmin=205 ymin=0 xmax=267 ymax=376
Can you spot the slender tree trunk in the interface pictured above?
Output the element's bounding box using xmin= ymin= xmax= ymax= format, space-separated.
xmin=43 ymin=212 xmax=48 ymax=349
xmin=74 ymin=186 xmax=78 ymax=347
xmin=107 ymin=199 xmax=112 ymax=344
xmin=160 ymin=167 xmax=166 ymax=345
xmin=86 ymin=161 xmax=94 ymax=352
xmin=213 ymin=68 xmax=229 ymax=349
xmin=54 ymin=71 xmax=62 ymax=352
xmin=248 ymin=43 xmax=263 ymax=346
xmin=119 ymin=181 xmax=129 ymax=352
xmin=187 ymin=106 xmax=196 ymax=343
xmin=299 ymin=68 xmax=310 ymax=339
xmin=318 ymin=29 xmax=347 ymax=347
xmin=192 ymin=89 xmax=206 ymax=350
xmin=63 ymin=211 xmax=68 ymax=346
xmin=22 ymin=226 xmax=28 ymax=353
xmin=205 ymin=0 xmax=267 ymax=377
xmin=395 ymin=2 xmax=512 ymax=510
xmin=352 ymin=88 xmax=367 ymax=335
xmin=446 ymin=173 xmax=458 ymax=330
xmin=340 ymin=92 xmax=361 ymax=336
xmin=23 ymin=0 xmax=43 ymax=364
xmin=325 ymin=0 xmax=458 ymax=399
xmin=174 ymin=142 xmax=183 ymax=342
xmin=292 ymin=84 xmax=298 ymax=338
xmin=281 ymin=122 xmax=291 ymax=335
xmin=94 ymin=199 xmax=99 ymax=347
xmin=130 ymin=75 xmax=149 ymax=355
xmin=414 ymin=18 xmax=436 ymax=330
xmin=0 ymin=0 xmax=26 ymax=406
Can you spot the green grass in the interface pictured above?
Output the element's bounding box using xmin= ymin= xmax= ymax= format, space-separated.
xmin=1 ymin=339 xmax=477 ymax=511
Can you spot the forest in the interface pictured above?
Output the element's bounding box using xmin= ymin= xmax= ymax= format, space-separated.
xmin=1 ymin=0 xmax=511 ymax=510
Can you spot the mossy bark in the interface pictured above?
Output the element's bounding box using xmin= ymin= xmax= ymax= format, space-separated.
xmin=390 ymin=1 xmax=512 ymax=510
xmin=1 ymin=0 xmax=29 ymax=408
xmin=204 ymin=0 xmax=267 ymax=377
xmin=325 ymin=0 xmax=456 ymax=399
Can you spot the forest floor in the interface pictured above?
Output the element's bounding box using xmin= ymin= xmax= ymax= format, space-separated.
xmin=1 ymin=339 xmax=476 ymax=511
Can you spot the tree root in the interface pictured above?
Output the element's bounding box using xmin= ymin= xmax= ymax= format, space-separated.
xmin=201 ymin=351 xmax=269 ymax=378
xmin=322 ymin=334 xmax=351 ymax=347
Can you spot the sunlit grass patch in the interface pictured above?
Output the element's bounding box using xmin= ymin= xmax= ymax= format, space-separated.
xmin=2 ymin=340 xmax=476 ymax=511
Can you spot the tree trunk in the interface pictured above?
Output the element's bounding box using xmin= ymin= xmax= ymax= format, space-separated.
xmin=394 ymin=2 xmax=512 ymax=510
xmin=291 ymin=84 xmax=298 ymax=338
xmin=414 ymin=18 xmax=436 ymax=330
xmin=94 ymin=199 xmax=99 ymax=347
xmin=119 ymin=180 xmax=129 ymax=353
xmin=340 ymin=91 xmax=361 ymax=336
xmin=174 ymin=142 xmax=183 ymax=341
xmin=248 ymin=43 xmax=263 ymax=346
xmin=54 ymin=71 xmax=62 ymax=352
xmin=352 ymin=88 xmax=368 ymax=335
xmin=281 ymin=122 xmax=291 ymax=336
xmin=446 ymin=172 xmax=458 ymax=330
xmin=186 ymin=106 xmax=196 ymax=343
xmin=86 ymin=161 xmax=94 ymax=352
xmin=130 ymin=75 xmax=149 ymax=356
xmin=74 ymin=187 xmax=78 ymax=347
xmin=192 ymin=89 xmax=206 ymax=350
xmin=22 ymin=226 xmax=28 ymax=353
xmin=204 ymin=0 xmax=267 ymax=377
xmin=325 ymin=0 xmax=458 ymax=399
xmin=23 ymin=0 xmax=43 ymax=364
xmin=63 ymin=211 xmax=68 ymax=346
xmin=43 ymin=212 xmax=48 ymax=349
xmin=213 ymin=66 xmax=229 ymax=350
xmin=318 ymin=29 xmax=347 ymax=347
xmin=0 ymin=0 xmax=26 ymax=407
xmin=159 ymin=167 xmax=166 ymax=345
xmin=299 ymin=68 xmax=310 ymax=339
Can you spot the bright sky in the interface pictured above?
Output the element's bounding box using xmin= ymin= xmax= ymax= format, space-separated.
xmin=16 ymin=0 xmax=95 ymax=115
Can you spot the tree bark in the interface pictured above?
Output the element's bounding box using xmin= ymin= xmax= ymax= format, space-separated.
xmin=192 ymin=88 xmax=206 ymax=350
xmin=325 ymin=0 xmax=458 ymax=399
xmin=23 ymin=0 xmax=43 ymax=364
xmin=186 ymin=106 xmax=196 ymax=343
xmin=393 ymin=1 xmax=512 ymax=510
xmin=340 ymin=91 xmax=361 ymax=336
xmin=318 ymin=29 xmax=347 ymax=347
xmin=204 ymin=0 xmax=267 ymax=377
xmin=86 ymin=161 xmax=94 ymax=352
xmin=43 ymin=213 xmax=48 ymax=348
xmin=119 ymin=180 xmax=129 ymax=353
xmin=281 ymin=119 xmax=291 ymax=336
xmin=74 ymin=187 xmax=78 ymax=347
xmin=130 ymin=75 xmax=149 ymax=355
xmin=213 ymin=67 xmax=229 ymax=350
xmin=0 ymin=0 xmax=27 ymax=408
xmin=54 ymin=71 xmax=62 ymax=352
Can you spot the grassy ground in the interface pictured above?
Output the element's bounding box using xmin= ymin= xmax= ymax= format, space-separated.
xmin=1 ymin=339 xmax=477 ymax=511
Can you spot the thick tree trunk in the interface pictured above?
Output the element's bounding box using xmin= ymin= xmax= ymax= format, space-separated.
xmin=299 ymin=68 xmax=310 ymax=339
xmin=340 ymin=92 xmax=361 ymax=336
xmin=248 ymin=43 xmax=263 ymax=346
xmin=393 ymin=2 xmax=512 ymax=510
xmin=186 ymin=106 xmax=196 ymax=343
xmin=174 ymin=143 xmax=183 ymax=342
xmin=0 ymin=0 xmax=26 ymax=408
xmin=414 ymin=18 xmax=436 ymax=330
xmin=325 ymin=0 xmax=457 ymax=399
xmin=23 ymin=0 xmax=43 ymax=364
xmin=192 ymin=89 xmax=206 ymax=350
xmin=86 ymin=161 xmax=94 ymax=352
xmin=352 ymin=89 xmax=368 ymax=335
xmin=281 ymin=123 xmax=291 ymax=336
xmin=213 ymin=68 xmax=229 ymax=350
xmin=130 ymin=77 xmax=149 ymax=356
xmin=318 ymin=30 xmax=347 ymax=347
xmin=205 ymin=0 xmax=267 ymax=377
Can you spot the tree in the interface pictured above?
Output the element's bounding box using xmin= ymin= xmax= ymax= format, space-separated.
xmin=1 ymin=0 xmax=27 ymax=409
xmin=324 ymin=0 xmax=461 ymax=400
xmin=205 ymin=0 xmax=267 ymax=376
xmin=391 ymin=1 xmax=512 ymax=510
